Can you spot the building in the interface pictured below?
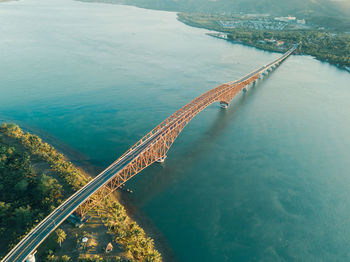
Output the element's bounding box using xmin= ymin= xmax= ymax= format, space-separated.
xmin=274 ymin=15 xmax=297 ymax=23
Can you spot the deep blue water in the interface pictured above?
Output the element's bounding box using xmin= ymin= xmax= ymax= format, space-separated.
xmin=1 ymin=0 xmax=350 ymax=261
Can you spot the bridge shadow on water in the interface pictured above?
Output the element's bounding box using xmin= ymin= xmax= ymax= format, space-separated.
xmin=127 ymin=76 xmax=270 ymax=203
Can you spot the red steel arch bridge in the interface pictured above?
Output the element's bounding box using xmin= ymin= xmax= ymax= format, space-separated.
xmin=2 ymin=44 xmax=298 ymax=262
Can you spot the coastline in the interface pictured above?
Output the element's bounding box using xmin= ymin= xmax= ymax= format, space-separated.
xmin=7 ymin=122 xmax=174 ymax=260
xmin=16 ymin=124 xmax=103 ymax=176
xmin=177 ymin=14 xmax=350 ymax=73
xmin=73 ymin=0 xmax=349 ymax=72
xmin=206 ymin=32 xmax=286 ymax=54
xmin=1 ymin=0 xmax=349 ymax=259
xmin=116 ymin=192 xmax=178 ymax=262
xmin=52 ymin=135 xmax=176 ymax=261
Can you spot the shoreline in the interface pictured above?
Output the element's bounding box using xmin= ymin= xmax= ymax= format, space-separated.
xmin=206 ymin=32 xmax=350 ymax=73
xmin=206 ymin=32 xmax=286 ymax=54
xmin=74 ymin=0 xmax=349 ymax=73
xmin=116 ymin=191 xmax=178 ymax=262
xmin=74 ymin=0 xmax=350 ymax=72
xmin=6 ymin=122 xmax=175 ymax=261
xmin=177 ymin=15 xmax=350 ymax=73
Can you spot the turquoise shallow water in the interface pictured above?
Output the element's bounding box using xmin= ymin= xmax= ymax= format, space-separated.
xmin=1 ymin=0 xmax=350 ymax=261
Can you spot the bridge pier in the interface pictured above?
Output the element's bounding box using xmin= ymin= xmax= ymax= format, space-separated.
xmin=219 ymin=101 xmax=229 ymax=109
xmin=26 ymin=251 xmax=36 ymax=262
xmin=242 ymin=87 xmax=247 ymax=93
xmin=156 ymin=155 xmax=167 ymax=163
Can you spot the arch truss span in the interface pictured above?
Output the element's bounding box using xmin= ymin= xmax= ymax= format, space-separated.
xmin=2 ymin=44 xmax=298 ymax=262
xmin=77 ymin=44 xmax=299 ymax=215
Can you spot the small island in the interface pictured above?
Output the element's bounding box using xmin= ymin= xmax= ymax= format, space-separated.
xmin=0 ymin=123 xmax=162 ymax=262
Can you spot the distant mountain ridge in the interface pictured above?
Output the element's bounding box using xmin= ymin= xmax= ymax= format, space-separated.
xmin=89 ymin=0 xmax=350 ymax=18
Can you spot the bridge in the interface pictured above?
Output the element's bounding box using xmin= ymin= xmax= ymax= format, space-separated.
xmin=2 ymin=45 xmax=298 ymax=262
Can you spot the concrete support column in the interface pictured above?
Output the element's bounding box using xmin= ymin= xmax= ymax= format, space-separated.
xmin=26 ymin=252 xmax=36 ymax=262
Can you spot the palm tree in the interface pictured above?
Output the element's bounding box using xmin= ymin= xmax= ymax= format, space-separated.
xmin=55 ymin=228 xmax=67 ymax=247
xmin=60 ymin=255 xmax=71 ymax=261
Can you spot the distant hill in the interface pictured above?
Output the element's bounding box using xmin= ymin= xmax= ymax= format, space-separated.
xmin=89 ymin=0 xmax=350 ymax=18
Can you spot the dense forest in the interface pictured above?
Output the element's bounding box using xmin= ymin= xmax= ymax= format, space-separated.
xmin=0 ymin=124 xmax=161 ymax=261
xmin=0 ymin=124 xmax=72 ymax=256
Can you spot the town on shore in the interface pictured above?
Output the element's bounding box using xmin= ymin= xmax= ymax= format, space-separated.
xmin=177 ymin=13 xmax=350 ymax=72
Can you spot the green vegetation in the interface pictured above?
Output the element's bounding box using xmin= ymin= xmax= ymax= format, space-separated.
xmin=95 ymin=198 xmax=162 ymax=261
xmin=307 ymin=15 xmax=350 ymax=32
xmin=55 ymin=229 xmax=67 ymax=247
xmin=1 ymin=123 xmax=90 ymax=190
xmin=0 ymin=123 xmax=162 ymax=261
xmin=0 ymin=124 xmax=71 ymax=256
xmin=178 ymin=13 xmax=350 ymax=69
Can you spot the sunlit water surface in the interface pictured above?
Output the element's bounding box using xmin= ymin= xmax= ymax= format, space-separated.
xmin=1 ymin=0 xmax=350 ymax=260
